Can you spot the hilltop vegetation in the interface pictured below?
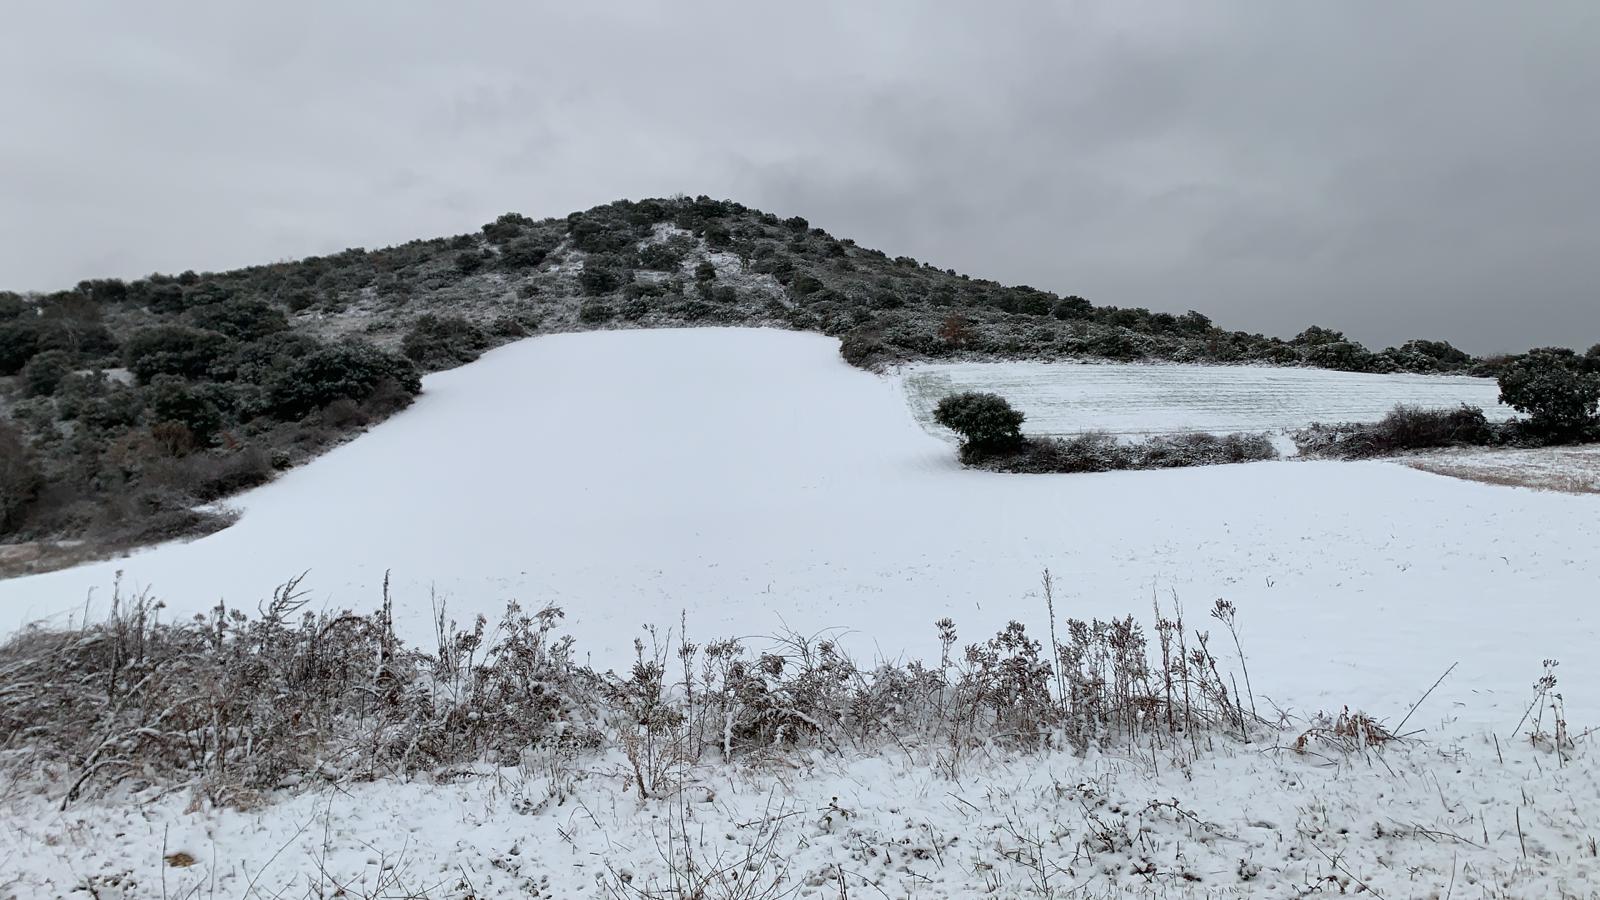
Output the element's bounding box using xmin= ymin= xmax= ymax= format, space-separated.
xmin=0 ymin=195 xmax=1580 ymax=557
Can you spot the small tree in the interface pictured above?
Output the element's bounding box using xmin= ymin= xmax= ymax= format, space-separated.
xmin=1497 ymin=347 xmax=1600 ymax=437
xmin=933 ymin=392 xmax=1026 ymax=458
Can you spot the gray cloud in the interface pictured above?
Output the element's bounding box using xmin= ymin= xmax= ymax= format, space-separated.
xmin=2 ymin=1 xmax=1597 ymax=353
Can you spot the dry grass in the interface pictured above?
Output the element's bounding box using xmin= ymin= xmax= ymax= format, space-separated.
xmin=0 ymin=572 xmax=1273 ymax=809
xmin=1406 ymin=445 xmax=1600 ymax=495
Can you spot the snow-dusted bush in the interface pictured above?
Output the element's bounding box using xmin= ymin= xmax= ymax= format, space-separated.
xmin=1295 ymin=403 xmax=1498 ymax=459
xmin=838 ymin=326 xmax=888 ymax=369
xmin=968 ymin=430 xmax=1277 ymax=473
xmin=0 ymin=577 xmax=1261 ymax=808
xmin=401 ymin=313 xmax=490 ymax=369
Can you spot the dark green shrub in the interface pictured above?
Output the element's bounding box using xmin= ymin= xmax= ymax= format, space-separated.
xmin=144 ymin=375 xmax=228 ymax=445
xmin=791 ymin=274 xmax=825 ymax=296
xmin=568 ymin=213 xmax=640 ymax=254
xmin=1497 ymin=348 xmax=1600 ymax=437
xmin=454 ymin=251 xmax=485 ymax=274
xmin=76 ymin=279 xmax=128 ymax=304
xmin=838 ymin=328 xmax=887 ymax=368
xmin=970 ymin=431 xmax=1278 ymax=473
xmin=124 ymin=326 xmax=232 ymax=383
xmin=188 ymin=446 xmax=274 ymax=500
xmin=266 ymin=342 xmax=420 ymax=420
xmin=401 ymin=314 xmax=489 ymax=369
xmin=1015 ymin=290 xmax=1053 ymax=316
xmin=1585 ymin=343 xmax=1600 ymax=372
xmin=1294 ymin=404 xmax=1496 ymax=459
xmin=579 ymin=264 xmax=626 ymax=296
xmin=500 ymin=235 xmax=557 ymax=269
xmin=0 ymin=320 xmax=41 ymax=374
xmin=186 ymin=299 xmax=288 ymax=342
xmin=933 ymin=392 xmax=1025 ymax=456
xmin=1384 ymin=339 xmax=1474 ymax=373
xmin=637 ymin=239 xmax=690 ymax=271
xmin=578 ymin=302 xmax=615 ymax=324
xmin=0 ymin=292 xmax=25 ymax=320
xmin=1306 ymin=340 xmax=1375 ymax=372
xmin=1087 ymin=330 xmax=1141 ymax=360
xmin=481 ymin=212 xmax=533 ymax=245
xmin=1292 ymin=325 xmax=1346 ymax=346
xmin=20 ymin=349 xmax=74 ymax=397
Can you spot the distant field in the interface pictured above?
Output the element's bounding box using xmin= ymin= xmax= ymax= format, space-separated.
xmin=903 ymin=361 xmax=1512 ymax=438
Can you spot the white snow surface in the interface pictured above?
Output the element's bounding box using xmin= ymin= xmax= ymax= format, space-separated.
xmin=905 ymin=360 xmax=1513 ymax=438
xmin=8 ymin=737 xmax=1600 ymax=898
xmin=0 ymin=327 xmax=1594 ymax=725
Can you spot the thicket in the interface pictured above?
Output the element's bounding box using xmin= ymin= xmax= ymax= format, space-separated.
xmin=1294 ymin=405 xmax=1500 ymax=459
xmin=1296 ymin=351 xmax=1600 ymax=459
xmin=0 ymin=288 xmax=420 ymax=551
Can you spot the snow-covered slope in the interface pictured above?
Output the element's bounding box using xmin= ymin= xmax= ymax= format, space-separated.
xmin=1 ymin=327 xmax=1595 ymax=725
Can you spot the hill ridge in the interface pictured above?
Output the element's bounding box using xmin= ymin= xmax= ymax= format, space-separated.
xmin=0 ymin=195 xmax=1491 ymax=562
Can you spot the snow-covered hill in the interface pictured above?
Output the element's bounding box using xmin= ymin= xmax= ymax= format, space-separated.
xmin=2 ymin=327 xmax=1594 ymax=725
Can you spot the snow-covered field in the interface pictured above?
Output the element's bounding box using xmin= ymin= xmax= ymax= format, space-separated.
xmin=3 ymin=327 xmax=1598 ymax=896
xmin=905 ymin=360 xmax=1513 ymax=438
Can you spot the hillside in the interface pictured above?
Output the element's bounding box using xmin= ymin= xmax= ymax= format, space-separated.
xmin=0 ymin=196 xmax=1491 ymax=564
xmin=4 ymin=327 xmax=1598 ymax=897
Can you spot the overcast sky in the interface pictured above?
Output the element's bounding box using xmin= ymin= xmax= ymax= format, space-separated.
xmin=3 ymin=2 xmax=1597 ymax=353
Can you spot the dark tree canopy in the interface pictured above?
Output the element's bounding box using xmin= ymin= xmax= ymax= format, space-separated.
xmin=124 ymin=325 xmax=232 ymax=384
xmin=1497 ymin=347 xmax=1600 ymax=436
xmin=266 ymin=342 xmax=421 ymax=420
xmin=933 ymin=391 xmax=1026 ymax=455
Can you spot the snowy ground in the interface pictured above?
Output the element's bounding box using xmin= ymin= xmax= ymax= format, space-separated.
xmin=7 ymin=728 xmax=1600 ymax=898
xmin=2 ymin=328 xmax=1598 ymax=896
xmin=904 ymin=360 xmax=1512 ymax=438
